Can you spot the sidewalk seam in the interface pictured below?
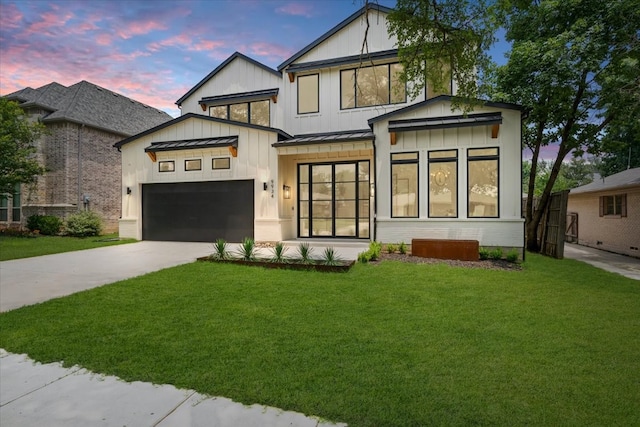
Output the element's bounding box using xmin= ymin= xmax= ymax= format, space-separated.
xmin=0 ymin=365 xmax=81 ymax=407
xmin=151 ymin=390 xmax=197 ymax=426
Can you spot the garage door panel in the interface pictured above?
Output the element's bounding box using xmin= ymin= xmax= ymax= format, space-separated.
xmin=142 ymin=180 xmax=254 ymax=242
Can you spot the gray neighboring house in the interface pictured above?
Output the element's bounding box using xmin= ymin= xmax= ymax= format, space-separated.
xmin=2 ymin=81 xmax=172 ymax=232
xmin=567 ymin=167 xmax=640 ymax=258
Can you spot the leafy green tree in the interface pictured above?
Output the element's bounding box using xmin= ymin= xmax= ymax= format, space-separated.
xmin=597 ymin=121 xmax=640 ymax=177
xmin=0 ymin=98 xmax=46 ymax=195
xmin=387 ymin=0 xmax=499 ymax=106
xmin=493 ymin=0 xmax=640 ymax=251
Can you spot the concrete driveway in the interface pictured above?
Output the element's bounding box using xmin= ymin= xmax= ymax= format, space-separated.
xmin=0 ymin=240 xmax=368 ymax=313
xmin=564 ymin=243 xmax=640 ymax=281
xmin=0 ymin=241 xmax=213 ymax=312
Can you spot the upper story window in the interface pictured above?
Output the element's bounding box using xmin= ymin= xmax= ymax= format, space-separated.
xmin=298 ymin=74 xmax=319 ymax=114
xmin=341 ymin=63 xmax=406 ymax=109
xmin=209 ymin=100 xmax=270 ymax=127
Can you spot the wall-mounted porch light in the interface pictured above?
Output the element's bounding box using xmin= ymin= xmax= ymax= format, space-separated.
xmin=263 ymin=182 xmax=268 ymax=191
xmin=370 ymin=182 xmax=375 ymax=198
xmin=126 ymin=187 xmax=132 ymax=195
xmin=283 ymin=185 xmax=291 ymax=199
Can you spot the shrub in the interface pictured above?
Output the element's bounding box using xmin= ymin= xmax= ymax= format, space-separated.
xmin=236 ymin=237 xmax=256 ymax=261
xmin=297 ymin=242 xmax=314 ymax=264
xmin=369 ymin=241 xmax=382 ymax=261
xmin=479 ymin=247 xmax=490 ymax=260
xmin=386 ymin=243 xmax=398 ymax=254
xmin=489 ymin=247 xmax=504 ymax=260
xmin=357 ymin=250 xmax=372 ymax=264
xmin=26 ymin=215 xmax=62 ymax=235
xmin=270 ymin=241 xmax=289 ymax=263
xmin=399 ymin=242 xmax=408 ymax=255
xmin=322 ymin=247 xmax=342 ymax=266
xmin=64 ymin=211 xmax=103 ymax=237
xmin=506 ymin=249 xmax=520 ymax=263
xmin=212 ymin=238 xmax=230 ymax=260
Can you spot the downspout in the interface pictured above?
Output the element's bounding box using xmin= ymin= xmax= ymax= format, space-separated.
xmin=372 ymin=135 xmax=377 ymax=242
xmin=77 ymin=123 xmax=84 ymax=211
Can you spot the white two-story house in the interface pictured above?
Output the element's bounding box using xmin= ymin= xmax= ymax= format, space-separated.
xmin=115 ymin=4 xmax=525 ymax=252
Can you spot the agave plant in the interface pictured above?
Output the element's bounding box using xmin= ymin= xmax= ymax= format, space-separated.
xmin=321 ymin=247 xmax=342 ymax=266
xmin=212 ymin=238 xmax=229 ymax=260
xmin=270 ymin=241 xmax=289 ymax=263
xmin=297 ymin=242 xmax=314 ymax=264
xmin=236 ymin=237 xmax=256 ymax=261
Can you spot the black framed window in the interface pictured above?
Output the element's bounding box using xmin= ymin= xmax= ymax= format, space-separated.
xmin=298 ymin=74 xmax=319 ymax=114
xmin=159 ymin=160 xmax=175 ymax=172
xmin=185 ymin=159 xmax=201 ymax=171
xmin=341 ymin=62 xmax=406 ymax=109
xmin=0 ymin=195 xmax=8 ymax=221
xmin=212 ymin=157 xmax=231 ymax=170
xmin=429 ymin=150 xmax=458 ymax=217
xmin=391 ymin=152 xmax=418 ymax=217
xmin=467 ymin=148 xmax=499 ymax=218
xmin=209 ymin=100 xmax=270 ymax=126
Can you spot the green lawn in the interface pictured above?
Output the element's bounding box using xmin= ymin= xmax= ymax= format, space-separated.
xmin=0 ymin=234 xmax=136 ymax=261
xmin=1 ymin=255 xmax=638 ymax=426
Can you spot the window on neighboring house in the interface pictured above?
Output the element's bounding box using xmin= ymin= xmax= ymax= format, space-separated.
xmin=391 ymin=152 xmax=418 ymax=217
xmin=12 ymin=184 xmax=20 ymax=222
xmin=159 ymin=161 xmax=175 ymax=172
xmin=0 ymin=196 xmax=8 ymax=221
xmin=212 ymin=157 xmax=231 ymax=170
xmin=468 ymin=148 xmax=499 ymax=218
xmin=600 ymin=194 xmax=627 ymax=217
xmin=1 ymin=184 xmax=21 ymax=222
xmin=298 ymin=74 xmax=319 ymax=114
xmin=341 ymin=63 xmax=406 ymax=109
xmin=429 ymin=150 xmax=457 ymax=217
xmin=185 ymin=159 xmax=201 ymax=171
xmin=209 ymin=100 xmax=271 ymax=126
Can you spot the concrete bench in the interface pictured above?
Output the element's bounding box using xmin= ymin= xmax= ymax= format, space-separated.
xmin=411 ymin=239 xmax=479 ymax=261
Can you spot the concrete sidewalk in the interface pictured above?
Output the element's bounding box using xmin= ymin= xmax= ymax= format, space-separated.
xmin=0 ymin=349 xmax=345 ymax=427
xmin=563 ymin=243 xmax=640 ymax=281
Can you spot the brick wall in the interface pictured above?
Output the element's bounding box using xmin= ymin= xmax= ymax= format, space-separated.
xmin=567 ymin=187 xmax=640 ymax=258
xmin=21 ymin=121 xmax=123 ymax=233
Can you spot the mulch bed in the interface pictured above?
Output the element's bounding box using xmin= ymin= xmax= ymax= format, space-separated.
xmin=375 ymin=253 xmax=523 ymax=271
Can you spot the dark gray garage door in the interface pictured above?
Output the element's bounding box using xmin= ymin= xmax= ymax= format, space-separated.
xmin=142 ymin=180 xmax=254 ymax=242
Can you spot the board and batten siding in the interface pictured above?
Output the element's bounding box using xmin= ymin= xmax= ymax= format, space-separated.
xmin=118 ymin=117 xmax=282 ymax=241
xmin=179 ymin=57 xmax=284 ymax=129
xmin=373 ymin=102 xmax=524 ymax=249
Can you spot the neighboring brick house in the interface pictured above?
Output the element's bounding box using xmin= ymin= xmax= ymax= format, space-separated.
xmin=2 ymin=81 xmax=172 ymax=232
xmin=567 ymin=167 xmax=640 ymax=258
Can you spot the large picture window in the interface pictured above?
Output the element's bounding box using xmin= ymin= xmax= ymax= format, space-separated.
xmin=429 ymin=150 xmax=457 ymax=217
xmin=391 ymin=152 xmax=418 ymax=217
xmin=298 ymin=74 xmax=319 ymax=114
xmin=209 ymin=100 xmax=270 ymax=126
xmin=468 ymin=148 xmax=499 ymax=218
xmin=341 ymin=63 xmax=406 ymax=109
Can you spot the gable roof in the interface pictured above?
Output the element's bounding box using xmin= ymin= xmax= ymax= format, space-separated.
xmin=5 ymin=81 xmax=172 ymax=136
xmin=570 ymin=167 xmax=640 ymax=194
xmin=277 ymin=4 xmax=393 ymax=72
xmin=114 ymin=113 xmax=292 ymax=149
xmin=367 ymin=95 xmax=525 ymax=126
xmin=176 ymin=52 xmax=281 ymax=106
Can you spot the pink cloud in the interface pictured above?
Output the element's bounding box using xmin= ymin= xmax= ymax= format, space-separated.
xmin=24 ymin=10 xmax=75 ymax=36
xmin=276 ymin=2 xmax=314 ymax=18
xmin=0 ymin=3 xmax=23 ymax=29
xmin=190 ymin=39 xmax=225 ymax=52
xmin=116 ymin=20 xmax=167 ymax=39
xmin=148 ymin=34 xmax=224 ymax=53
xmin=249 ymin=42 xmax=294 ymax=60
